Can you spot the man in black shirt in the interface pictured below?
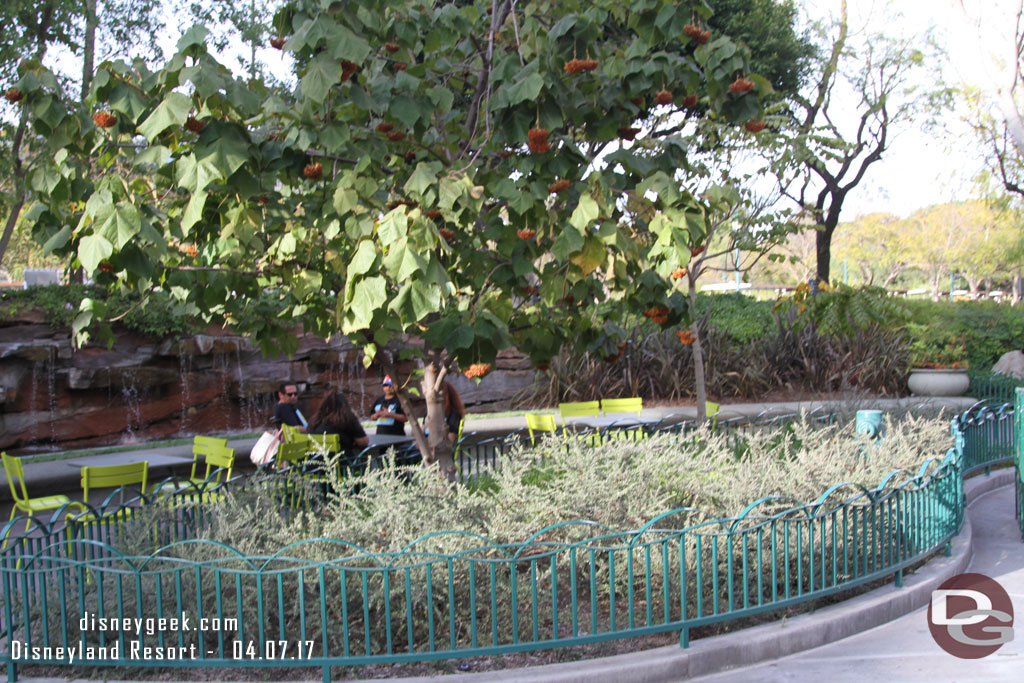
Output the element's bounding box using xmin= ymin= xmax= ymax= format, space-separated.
xmin=369 ymin=375 xmax=407 ymax=435
xmin=272 ymin=382 xmax=307 ymax=431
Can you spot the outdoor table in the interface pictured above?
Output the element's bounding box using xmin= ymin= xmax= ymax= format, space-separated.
xmin=367 ymin=434 xmax=415 ymax=448
xmin=65 ymin=453 xmax=194 ymax=469
xmin=566 ymin=416 xmax=662 ymax=430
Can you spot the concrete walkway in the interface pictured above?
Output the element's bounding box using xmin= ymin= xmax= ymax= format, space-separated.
xmin=697 ymin=480 xmax=1023 ymax=682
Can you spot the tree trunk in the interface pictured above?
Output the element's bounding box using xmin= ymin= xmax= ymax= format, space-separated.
xmin=82 ymin=0 xmax=97 ymax=101
xmin=421 ymin=357 xmax=456 ymax=480
xmin=378 ymin=357 xmax=456 ymax=481
xmin=687 ymin=271 xmax=707 ymax=423
xmin=815 ymin=222 xmax=836 ymax=286
xmin=0 ymin=6 xmax=53 ymax=275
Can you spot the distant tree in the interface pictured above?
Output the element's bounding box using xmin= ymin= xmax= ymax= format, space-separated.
xmin=832 ymin=212 xmax=913 ymax=288
xmin=775 ymin=0 xmax=946 ymax=285
xmin=905 ymin=201 xmax=1019 ymax=298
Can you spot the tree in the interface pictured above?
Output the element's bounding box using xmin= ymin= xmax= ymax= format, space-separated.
xmin=904 ymin=201 xmax=1021 ymax=298
xmin=18 ymin=0 xmax=776 ymax=470
xmin=832 ymin=212 xmax=913 ymax=287
xmin=776 ymin=0 xmax=943 ymax=285
xmin=0 ymin=0 xmax=278 ymax=278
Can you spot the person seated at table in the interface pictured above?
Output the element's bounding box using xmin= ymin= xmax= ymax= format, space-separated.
xmin=369 ymin=375 xmax=407 ymax=435
xmin=308 ymin=390 xmax=369 ymax=455
xmin=271 ymin=381 xmax=307 ymax=432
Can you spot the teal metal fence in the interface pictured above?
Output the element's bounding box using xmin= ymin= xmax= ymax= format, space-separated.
xmin=0 ymin=406 xmax=1015 ymax=682
xmin=951 ymin=401 xmax=1017 ymax=476
xmin=969 ymin=371 xmax=1024 ymax=405
xmin=1016 ymin=389 xmax=1024 ymax=540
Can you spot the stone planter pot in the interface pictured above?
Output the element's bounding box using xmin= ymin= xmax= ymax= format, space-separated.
xmin=907 ymin=368 xmax=970 ymax=397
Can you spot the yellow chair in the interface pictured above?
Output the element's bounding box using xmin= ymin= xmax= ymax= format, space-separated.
xmin=705 ymin=401 xmax=721 ymax=429
xmin=281 ymin=424 xmax=306 ymax=444
xmin=558 ymin=400 xmax=600 ymax=426
xmin=525 ymin=414 xmax=558 ymax=445
xmin=601 ymin=397 xmax=643 ymax=415
xmin=276 ymin=440 xmax=311 ymax=469
xmin=81 ymin=462 xmax=149 ymax=507
xmin=2 ymin=452 xmax=72 ymax=533
xmin=306 ymin=432 xmax=340 ymax=454
xmin=188 ymin=444 xmax=235 ymax=485
xmin=160 ymin=442 xmax=236 ymax=504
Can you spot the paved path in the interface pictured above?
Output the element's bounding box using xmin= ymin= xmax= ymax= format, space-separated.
xmin=697 ymin=483 xmax=1023 ymax=682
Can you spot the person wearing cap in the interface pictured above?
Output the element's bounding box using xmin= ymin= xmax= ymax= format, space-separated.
xmin=370 ymin=375 xmax=407 ymax=435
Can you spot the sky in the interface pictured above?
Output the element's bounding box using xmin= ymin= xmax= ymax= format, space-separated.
xmin=46 ymin=0 xmax=1017 ymax=221
xmin=810 ymin=0 xmax=1017 ymax=219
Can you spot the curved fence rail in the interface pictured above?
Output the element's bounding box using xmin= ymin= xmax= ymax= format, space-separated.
xmin=0 ymin=406 xmax=1016 ymax=682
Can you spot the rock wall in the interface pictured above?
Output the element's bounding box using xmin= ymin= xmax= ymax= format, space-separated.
xmin=0 ymin=312 xmax=536 ymax=453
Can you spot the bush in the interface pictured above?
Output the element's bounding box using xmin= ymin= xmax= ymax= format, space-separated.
xmin=903 ymin=299 xmax=1024 ymax=370
xmin=0 ymin=284 xmax=198 ymax=339
xmin=697 ymin=293 xmax=775 ymax=346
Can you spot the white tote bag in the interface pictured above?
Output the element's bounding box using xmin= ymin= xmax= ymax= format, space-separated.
xmin=250 ymin=429 xmax=282 ymax=466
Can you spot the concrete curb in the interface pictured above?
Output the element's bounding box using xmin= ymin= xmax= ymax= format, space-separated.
xmin=394 ymin=468 xmax=1013 ymax=683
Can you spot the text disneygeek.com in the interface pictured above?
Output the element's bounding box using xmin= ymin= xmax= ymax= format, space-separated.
xmin=9 ymin=611 xmax=316 ymax=663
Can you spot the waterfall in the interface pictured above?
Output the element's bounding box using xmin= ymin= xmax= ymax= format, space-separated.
xmin=178 ymin=344 xmax=193 ymax=435
xmin=120 ymin=369 xmax=141 ymax=441
xmin=28 ymin=359 xmax=40 ymax=442
xmin=45 ymin=346 xmax=57 ymax=443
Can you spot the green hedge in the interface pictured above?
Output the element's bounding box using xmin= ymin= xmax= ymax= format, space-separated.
xmin=0 ymin=284 xmax=197 ymax=338
xmin=903 ymin=299 xmax=1024 ymax=370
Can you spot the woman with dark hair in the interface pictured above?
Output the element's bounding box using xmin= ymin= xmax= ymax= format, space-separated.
xmin=309 ymin=390 xmax=369 ymax=454
xmin=441 ymin=380 xmax=466 ymax=442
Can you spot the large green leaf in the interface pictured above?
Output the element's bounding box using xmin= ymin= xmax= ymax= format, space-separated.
xmin=570 ymin=195 xmax=600 ymax=231
xmin=107 ymin=83 xmax=150 ymax=125
xmin=301 ymin=54 xmax=343 ymax=102
xmin=78 ymin=234 xmax=114 ymax=273
xmin=389 ymin=281 xmax=440 ymax=322
xmin=181 ymin=191 xmax=208 ymax=235
xmin=493 ymin=62 xmax=544 ymax=109
xmin=177 ymin=25 xmax=210 ymax=52
xmin=347 ymin=239 xmax=378 ymax=278
xmin=189 ymin=125 xmax=250 ymax=188
xmin=137 ymin=92 xmax=192 ymax=142
xmin=382 ymin=238 xmax=428 ymax=281
xmin=94 ymin=202 xmax=143 ymax=249
xmin=328 ymin=25 xmax=371 ymax=63
xmin=344 ymin=276 xmax=387 ymax=333
xmin=404 ymin=162 xmax=442 ymax=197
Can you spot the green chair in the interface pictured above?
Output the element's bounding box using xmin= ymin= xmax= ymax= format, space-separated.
xmin=2 ymin=452 xmax=72 ymax=534
xmin=81 ymin=462 xmax=149 ymax=507
xmin=306 ymin=432 xmax=340 ymax=455
xmin=558 ymin=400 xmax=600 ymax=426
xmin=601 ymin=397 xmax=643 ymax=415
xmin=275 ymin=440 xmax=328 ymax=509
xmin=706 ymin=401 xmax=722 ymax=429
xmin=281 ymin=424 xmax=306 ymax=444
xmin=525 ymin=414 xmax=558 ymax=445
xmin=160 ymin=442 xmax=236 ymax=504
xmin=276 ymin=440 xmax=312 ymax=469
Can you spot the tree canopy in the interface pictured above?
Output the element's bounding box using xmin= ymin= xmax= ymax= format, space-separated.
xmin=11 ymin=0 xmax=782 ymax=470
